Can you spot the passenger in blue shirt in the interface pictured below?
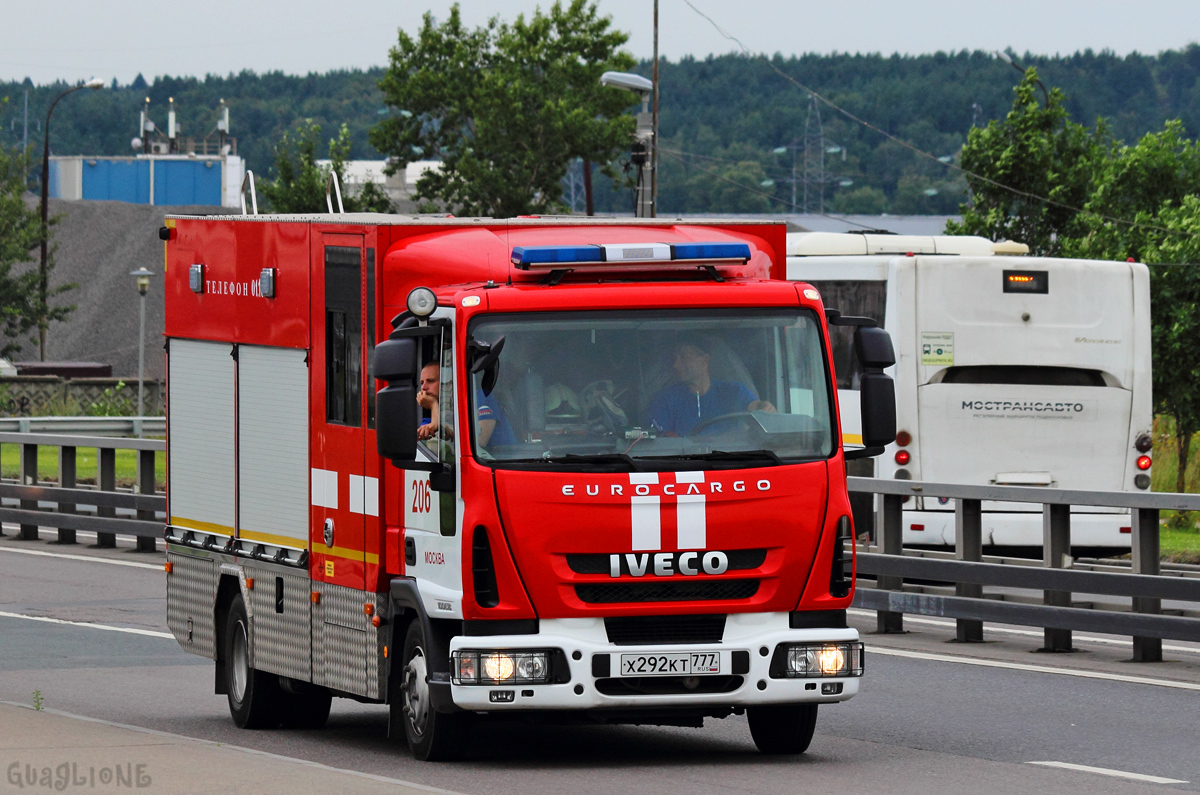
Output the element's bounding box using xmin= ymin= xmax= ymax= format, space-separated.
xmin=648 ymin=342 xmax=775 ymax=436
xmin=475 ymin=388 xmax=515 ymax=446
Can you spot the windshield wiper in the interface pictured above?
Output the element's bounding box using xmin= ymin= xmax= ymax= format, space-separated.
xmin=500 ymin=453 xmax=639 ymax=471
xmin=644 ymin=449 xmax=784 ymax=467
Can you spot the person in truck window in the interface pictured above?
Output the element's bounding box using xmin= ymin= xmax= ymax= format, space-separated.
xmin=416 ymin=362 xmax=515 ymax=447
xmin=647 ymin=340 xmax=775 ymax=436
xmin=417 ymin=362 xmax=440 ymax=441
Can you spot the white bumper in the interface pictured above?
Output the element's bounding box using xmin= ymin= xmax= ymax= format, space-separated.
xmin=448 ymin=612 xmax=861 ymax=712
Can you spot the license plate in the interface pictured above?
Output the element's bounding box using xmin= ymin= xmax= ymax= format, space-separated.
xmin=618 ymin=651 xmax=723 ymax=677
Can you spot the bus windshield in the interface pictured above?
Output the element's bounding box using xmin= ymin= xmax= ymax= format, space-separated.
xmin=467 ymin=309 xmax=835 ymax=469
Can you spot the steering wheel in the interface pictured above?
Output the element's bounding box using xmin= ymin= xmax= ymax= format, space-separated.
xmin=689 ymin=412 xmax=760 ymax=436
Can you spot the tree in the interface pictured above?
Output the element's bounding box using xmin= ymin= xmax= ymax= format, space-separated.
xmin=1067 ymin=123 xmax=1200 ymax=495
xmin=369 ymin=1 xmax=637 ymax=217
xmin=947 ymin=69 xmax=1108 ymax=255
xmin=0 ymin=143 xmax=48 ymax=358
xmin=259 ymin=120 xmax=394 ymax=214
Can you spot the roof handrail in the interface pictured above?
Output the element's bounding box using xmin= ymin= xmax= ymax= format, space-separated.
xmin=326 ymin=170 xmax=345 ymax=214
xmin=240 ymin=170 xmax=258 ymax=215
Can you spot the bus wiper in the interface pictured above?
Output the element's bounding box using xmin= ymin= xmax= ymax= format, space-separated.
xmin=653 ymin=449 xmax=784 ymax=466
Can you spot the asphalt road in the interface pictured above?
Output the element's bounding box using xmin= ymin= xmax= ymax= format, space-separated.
xmin=1 ymin=534 xmax=1197 ymax=795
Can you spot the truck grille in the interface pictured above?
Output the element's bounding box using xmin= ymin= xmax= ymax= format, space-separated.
xmin=575 ymin=579 xmax=760 ymax=604
xmin=604 ymin=614 xmax=726 ymax=645
xmin=566 ymin=549 xmax=767 ymax=575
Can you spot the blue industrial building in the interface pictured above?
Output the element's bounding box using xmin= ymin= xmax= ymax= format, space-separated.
xmin=48 ymin=155 xmax=244 ymax=207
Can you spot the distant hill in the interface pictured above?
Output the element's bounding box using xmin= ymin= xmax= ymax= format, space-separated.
xmin=6 ymin=47 xmax=1200 ymax=214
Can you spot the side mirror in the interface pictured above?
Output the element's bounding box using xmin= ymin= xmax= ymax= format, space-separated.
xmin=375 ymin=337 xmax=419 ymax=462
xmin=468 ymin=335 xmax=505 ymax=396
xmin=846 ymin=326 xmax=896 ymax=459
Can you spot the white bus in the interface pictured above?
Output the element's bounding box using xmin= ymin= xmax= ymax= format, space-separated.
xmin=788 ymin=232 xmax=1153 ymax=554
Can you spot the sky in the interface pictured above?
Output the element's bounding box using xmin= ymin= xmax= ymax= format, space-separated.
xmin=3 ymin=0 xmax=1200 ymax=85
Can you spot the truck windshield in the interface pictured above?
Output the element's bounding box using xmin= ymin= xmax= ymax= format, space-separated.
xmin=467 ymin=309 xmax=835 ymax=469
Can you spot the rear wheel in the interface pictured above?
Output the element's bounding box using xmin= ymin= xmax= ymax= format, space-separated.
xmin=398 ymin=619 xmax=469 ymax=761
xmin=747 ymin=704 xmax=818 ymax=754
xmin=224 ymin=595 xmax=281 ymax=729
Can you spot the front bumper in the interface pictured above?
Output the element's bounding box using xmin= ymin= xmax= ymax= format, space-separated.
xmin=448 ymin=612 xmax=861 ymax=711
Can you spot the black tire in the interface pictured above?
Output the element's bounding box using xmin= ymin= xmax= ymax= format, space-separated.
xmin=397 ymin=620 xmax=469 ymax=761
xmin=747 ymin=704 xmax=818 ymax=754
xmin=223 ymin=594 xmax=281 ymax=729
xmin=278 ymin=686 xmax=332 ymax=730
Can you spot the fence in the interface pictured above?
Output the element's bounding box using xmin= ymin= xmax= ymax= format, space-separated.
xmin=849 ymin=476 xmax=1200 ymax=662
xmin=4 ymin=430 xmax=1200 ymax=665
xmin=0 ymin=431 xmax=165 ymax=551
xmin=0 ymin=377 xmax=163 ymax=418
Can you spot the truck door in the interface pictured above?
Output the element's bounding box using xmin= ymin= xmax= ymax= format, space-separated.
xmin=404 ymin=311 xmax=463 ymax=618
xmin=311 ymin=235 xmax=369 ymax=592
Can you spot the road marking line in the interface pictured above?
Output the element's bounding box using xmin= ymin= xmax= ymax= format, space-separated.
xmin=0 ymin=610 xmax=172 ymax=639
xmin=848 ymin=608 xmax=1200 ymax=655
xmin=1027 ymin=761 xmax=1188 ymax=784
xmin=0 ymin=545 xmax=161 ymax=570
xmin=869 ymin=646 xmax=1200 ymax=691
xmin=0 ymin=701 xmax=467 ymax=795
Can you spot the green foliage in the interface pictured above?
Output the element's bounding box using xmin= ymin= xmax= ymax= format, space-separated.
xmin=85 ymin=380 xmax=137 ymax=417
xmin=10 ymin=47 xmax=1200 ymax=214
xmin=259 ymin=120 xmax=393 ymax=214
xmin=32 ymin=690 xmax=43 ymax=711
xmin=370 ymin=1 xmax=637 ymax=217
xmin=948 ymin=70 xmax=1107 ymax=254
xmin=0 ymin=142 xmax=45 ymax=358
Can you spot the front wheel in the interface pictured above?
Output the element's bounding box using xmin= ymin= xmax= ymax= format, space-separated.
xmin=397 ymin=619 xmax=469 ymax=761
xmin=224 ymin=594 xmax=281 ymax=729
xmin=747 ymin=704 xmax=818 ymax=754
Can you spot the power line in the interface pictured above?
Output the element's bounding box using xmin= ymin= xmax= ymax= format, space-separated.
xmin=659 ymin=147 xmax=883 ymax=230
xmin=676 ymin=0 xmax=1191 ymax=241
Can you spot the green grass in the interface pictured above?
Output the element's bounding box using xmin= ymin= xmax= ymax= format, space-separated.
xmin=1159 ymin=526 xmax=1200 ymax=564
xmin=0 ymin=443 xmax=165 ymax=491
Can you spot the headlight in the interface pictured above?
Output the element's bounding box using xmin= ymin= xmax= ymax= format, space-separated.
xmin=780 ymin=642 xmax=864 ymax=678
xmin=452 ymin=650 xmax=554 ymax=685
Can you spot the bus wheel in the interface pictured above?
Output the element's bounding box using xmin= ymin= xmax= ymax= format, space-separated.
xmin=224 ymin=594 xmax=281 ymax=729
xmin=747 ymin=704 xmax=818 ymax=754
xmin=399 ymin=620 xmax=467 ymax=761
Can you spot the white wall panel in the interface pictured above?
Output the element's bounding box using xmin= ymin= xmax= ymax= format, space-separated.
xmin=169 ymin=339 xmax=236 ymax=533
xmin=238 ymin=345 xmax=309 ymax=549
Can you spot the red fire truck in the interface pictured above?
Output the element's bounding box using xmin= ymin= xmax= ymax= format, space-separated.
xmin=161 ymin=213 xmax=895 ymax=760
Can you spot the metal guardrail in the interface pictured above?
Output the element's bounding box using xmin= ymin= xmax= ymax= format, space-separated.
xmin=847 ymin=476 xmax=1200 ymax=662
xmin=4 ymin=431 xmax=1199 ymax=662
xmin=0 ymin=431 xmax=165 ymax=550
xmin=0 ymin=416 xmax=165 ymax=436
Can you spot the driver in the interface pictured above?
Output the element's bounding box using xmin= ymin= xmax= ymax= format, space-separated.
xmin=647 ymin=340 xmax=774 ymax=436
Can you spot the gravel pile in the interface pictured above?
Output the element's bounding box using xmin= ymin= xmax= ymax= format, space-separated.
xmin=18 ymin=198 xmax=238 ymax=379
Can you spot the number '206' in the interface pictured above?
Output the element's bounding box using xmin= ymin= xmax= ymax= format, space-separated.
xmin=411 ymin=480 xmax=432 ymax=513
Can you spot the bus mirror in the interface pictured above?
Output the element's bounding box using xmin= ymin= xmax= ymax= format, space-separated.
xmin=375 ymin=337 xmax=419 ymax=462
xmin=854 ymin=326 xmax=895 ymax=369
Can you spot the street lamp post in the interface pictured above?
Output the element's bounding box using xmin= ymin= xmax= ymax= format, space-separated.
xmin=130 ymin=268 xmax=154 ymax=435
xmin=39 ymin=78 xmax=104 ymax=361
xmin=995 ymin=51 xmax=1049 ymax=105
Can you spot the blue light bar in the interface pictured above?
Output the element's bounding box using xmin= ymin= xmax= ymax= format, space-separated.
xmin=511 ymin=245 xmax=604 ymax=267
xmin=670 ymin=242 xmax=752 ymax=261
xmin=510 ymin=241 xmax=753 ymax=270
